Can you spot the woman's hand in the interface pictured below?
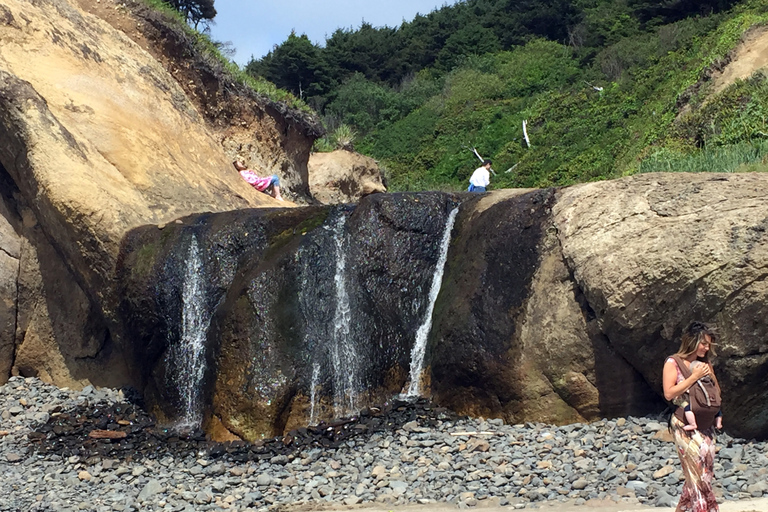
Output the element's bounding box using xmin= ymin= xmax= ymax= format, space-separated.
xmin=691 ymin=363 xmax=710 ymax=380
xmin=715 ymin=416 xmax=723 ymax=430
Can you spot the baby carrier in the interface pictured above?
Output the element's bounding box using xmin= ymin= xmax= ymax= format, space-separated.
xmin=670 ymin=355 xmax=722 ymax=431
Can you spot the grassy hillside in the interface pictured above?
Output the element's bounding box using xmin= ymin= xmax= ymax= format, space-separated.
xmin=246 ymin=0 xmax=768 ymax=192
xmin=359 ymin=3 xmax=768 ymax=190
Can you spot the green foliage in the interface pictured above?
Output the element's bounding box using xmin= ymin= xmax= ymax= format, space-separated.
xmin=245 ymin=32 xmax=333 ymax=99
xmin=356 ymin=2 xmax=768 ymax=191
xmin=675 ymin=71 xmax=768 ymax=147
xmin=313 ymin=124 xmax=358 ymax=152
xmin=323 ymin=73 xmax=407 ymax=134
xmin=164 ymin=0 xmax=215 ymax=28
xmin=638 ymin=141 xmax=768 ymax=173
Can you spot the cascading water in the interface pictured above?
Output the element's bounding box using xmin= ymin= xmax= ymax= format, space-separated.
xmin=309 ymin=362 xmax=320 ymax=425
xmin=405 ymin=206 xmax=459 ymax=397
xmin=329 ymin=214 xmax=361 ymax=416
xmin=168 ymin=237 xmax=210 ymax=429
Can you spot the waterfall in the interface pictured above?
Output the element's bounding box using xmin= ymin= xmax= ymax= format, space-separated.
xmin=329 ymin=213 xmax=361 ymax=416
xmin=406 ymin=207 xmax=459 ymax=398
xmin=169 ymin=237 xmax=210 ymax=429
xmin=309 ymin=361 xmax=320 ymax=425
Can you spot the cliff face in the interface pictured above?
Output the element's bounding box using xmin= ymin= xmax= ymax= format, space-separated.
xmin=0 ymin=0 xmax=317 ymax=388
xmin=1 ymin=0 xmax=766 ymax=442
xmin=116 ymin=175 xmax=768 ymax=441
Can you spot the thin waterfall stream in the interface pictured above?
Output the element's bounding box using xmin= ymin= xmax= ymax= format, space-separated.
xmin=309 ymin=362 xmax=320 ymax=425
xmin=168 ymin=237 xmax=210 ymax=429
xmin=405 ymin=207 xmax=459 ymax=398
xmin=329 ymin=214 xmax=361 ymax=416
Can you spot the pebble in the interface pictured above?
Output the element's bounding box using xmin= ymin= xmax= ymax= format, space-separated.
xmin=1 ymin=376 xmax=767 ymax=512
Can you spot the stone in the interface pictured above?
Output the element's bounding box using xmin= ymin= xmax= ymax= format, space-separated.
xmin=344 ymin=496 xmax=362 ymax=505
xmin=467 ymin=438 xmax=490 ymax=452
xmin=256 ymin=474 xmax=273 ymax=487
xmin=137 ymin=480 xmax=163 ymax=501
xmin=308 ymin=150 xmax=386 ymax=204
xmin=653 ymin=466 xmax=675 ymax=479
xmin=78 ymin=471 xmax=92 ymax=481
xmin=572 ymin=478 xmax=589 ymax=490
xmin=389 ymin=481 xmax=408 ymax=496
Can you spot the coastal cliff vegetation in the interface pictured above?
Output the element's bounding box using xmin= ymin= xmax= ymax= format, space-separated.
xmin=240 ymin=0 xmax=768 ymax=191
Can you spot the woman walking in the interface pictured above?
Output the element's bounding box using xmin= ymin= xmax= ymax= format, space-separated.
xmin=662 ymin=321 xmax=723 ymax=512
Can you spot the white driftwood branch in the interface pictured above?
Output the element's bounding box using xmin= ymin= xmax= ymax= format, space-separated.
xmin=471 ymin=147 xmax=497 ymax=176
xmin=504 ymin=162 xmax=519 ymax=174
xmin=522 ymin=120 xmax=531 ymax=148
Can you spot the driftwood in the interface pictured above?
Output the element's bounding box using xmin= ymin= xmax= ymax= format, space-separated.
xmin=88 ymin=430 xmax=128 ymax=439
xmin=471 ymin=148 xmax=498 ymax=176
xmin=523 ymin=120 xmax=531 ymax=148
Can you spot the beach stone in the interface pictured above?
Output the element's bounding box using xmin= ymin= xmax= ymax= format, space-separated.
xmin=137 ymin=480 xmax=162 ymax=501
xmin=256 ymin=474 xmax=273 ymax=486
xmin=572 ymin=478 xmax=589 ymax=490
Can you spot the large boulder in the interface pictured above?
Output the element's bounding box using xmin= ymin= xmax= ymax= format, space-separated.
xmin=428 ymin=190 xmax=663 ymax=424
xmin=0 ymin=170 xmax=20 ymax=384
xmin=117 ymin=193 xmax=459 ymax=439
xmin=309 ymin=150 xmax=387 ymax=204
xmin=553 ymin=172 xmax=768 ymax=439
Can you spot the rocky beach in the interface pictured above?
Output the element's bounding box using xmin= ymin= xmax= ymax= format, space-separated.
xmin=2 ymin=377 xmax=767 ymax=512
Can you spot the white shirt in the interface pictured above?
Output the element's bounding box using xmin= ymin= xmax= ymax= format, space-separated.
xmin=469 ymin=166 xmax=490 ymax=187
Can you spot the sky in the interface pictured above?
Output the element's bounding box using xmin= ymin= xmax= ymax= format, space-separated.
xmin=208 ymin=0 xmax=459 ymax=66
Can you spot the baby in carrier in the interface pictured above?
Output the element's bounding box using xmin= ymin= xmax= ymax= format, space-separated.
xmin=682 ymin=360 xmax=722 ymax=431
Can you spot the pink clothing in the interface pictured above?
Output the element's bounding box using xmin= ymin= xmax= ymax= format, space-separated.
xmin=239 ymin=170 xmax=273 ymax=192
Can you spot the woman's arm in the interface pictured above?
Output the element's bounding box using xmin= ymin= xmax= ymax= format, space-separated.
xmin=662 ymin=359 xmax=709 ymax=401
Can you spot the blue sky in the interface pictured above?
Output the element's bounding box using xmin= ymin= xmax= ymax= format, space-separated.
xmin=208 ymin=0 xmax=459 ymax=65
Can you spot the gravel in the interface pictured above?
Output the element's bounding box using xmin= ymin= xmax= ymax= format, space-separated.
xmin=2 ymin=376 xmax=767 ymax=512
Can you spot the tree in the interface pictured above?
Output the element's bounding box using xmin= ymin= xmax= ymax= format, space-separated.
xmin=166 ymin=0 xmax=216 ymax=29
xmin=246 ymin=32 xmax=333 ymax=99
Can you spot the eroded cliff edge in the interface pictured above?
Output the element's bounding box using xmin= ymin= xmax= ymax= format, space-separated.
xmin=0 ymin=0 xmax=320 ymax=388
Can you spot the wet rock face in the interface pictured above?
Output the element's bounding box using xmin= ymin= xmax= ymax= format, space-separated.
xmin=118 ymin=207 xmax=329 ymax=424
xmin=429 ymin=190 xmax=558 ymax=417
xmin=212 ymin=193 xmax=460 ymax=440
xmin=118 ymin=194 xmax=460 ymax=440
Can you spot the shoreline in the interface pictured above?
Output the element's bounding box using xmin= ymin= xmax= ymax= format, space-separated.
xmin=2 ymin=376 xmax=767 ymax=512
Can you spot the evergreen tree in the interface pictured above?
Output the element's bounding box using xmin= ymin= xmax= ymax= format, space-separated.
xmin=166 ymin=0 xmax=216 ymax=28
xmin=246 ymin=32 xmax=333 ymax=99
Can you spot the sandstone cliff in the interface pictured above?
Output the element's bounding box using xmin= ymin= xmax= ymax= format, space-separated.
xmin=0 ymin=0 xmax=319 ymax=387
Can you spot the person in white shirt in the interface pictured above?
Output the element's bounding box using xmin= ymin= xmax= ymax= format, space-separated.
xmin=468 ymin=159 xmax=492 ymax=192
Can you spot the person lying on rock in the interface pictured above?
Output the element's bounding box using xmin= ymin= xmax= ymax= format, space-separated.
xmin=233 ymin=161 xmax=284 ymax=201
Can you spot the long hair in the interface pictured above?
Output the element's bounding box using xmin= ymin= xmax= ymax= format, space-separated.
xmin=675 ymin=321 xmax=718 ymax=361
